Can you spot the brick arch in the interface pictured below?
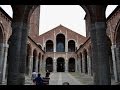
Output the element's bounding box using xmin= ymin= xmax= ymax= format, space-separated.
xmin=45 ymin=40 xmax=54 ymax=52
xmin=28 ymin=5 xmax=91 ymax=18
xmin=28 ymin=5 xmax=94 ymax=27
xmin=114 ymin=20 xmax=120 ymax=45
xmin=11 ymin=5 xmax=34 ymax=23
xmin=68 ymin=40 xmax=76 ymax=52
xmin=27 ymin=44 xmax=32 ymax=56
xmin=38 ymin=44 xmax=42 ymax=49
xmin=45 ymin=39 xmax=54 ymax=44
xmin=68 ymin=57 xmax=75 ymax=60
xmin=33 ymin=49 xmax=37 ymax=57
xmin=11 ymin=5 xmax=109 ymax=31
xmin=0 ymin=23 xmax=5 ymax=43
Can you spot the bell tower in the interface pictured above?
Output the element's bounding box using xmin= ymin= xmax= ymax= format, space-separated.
xmin=29 ymin=5 xmax=40 ymax=38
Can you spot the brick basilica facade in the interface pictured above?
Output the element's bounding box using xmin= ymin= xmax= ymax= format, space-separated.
xmin=0 ymin=5 xmax=120 ymax=84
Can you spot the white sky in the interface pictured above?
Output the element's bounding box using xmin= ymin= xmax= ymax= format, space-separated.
xmin=0 ymin=5 xmax=118 ymax=36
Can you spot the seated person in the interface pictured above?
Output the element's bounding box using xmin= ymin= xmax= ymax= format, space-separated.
xmin=33 ymin=73 xmax=44 ymax=85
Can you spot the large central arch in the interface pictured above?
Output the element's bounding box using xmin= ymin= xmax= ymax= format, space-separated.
xmin=56 ymin=34 xmax=65 ymax=52
xmin=57 ymin=57 xmax=65 ymax=72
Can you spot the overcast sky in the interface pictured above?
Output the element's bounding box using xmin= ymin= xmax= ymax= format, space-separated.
xmin=0 ymin=5 xmax=118 ymax=36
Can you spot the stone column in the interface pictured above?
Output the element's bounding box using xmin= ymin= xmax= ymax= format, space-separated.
xmin=40 ymin=59 xmax=43 ymax=72
xmin=65 ymin=60 xmax=68 ymax=72
xmin=38 ymin=59 xmax=40 ymax=73
xmin=82 ymin=53 xmax=85 ymax=73
xmin=0 ymin=43 xmax=4 ymax=84
xmin=111 ymin=45 xmax=119 ymax=82
xmin=35 ymin=56 xmax=38 ymax=73
xmin=7 ymin=6 xmax=33 ymax=85
xmin=53 ymin=58 xmax=56 ymax=72
xmin=75 ymin=59 xmax=78 ymax=72
xmin=2 ymin=43 xmax=9 ymax=83
xmin=42 ymin=58 xmax=46 ymax=73
xmin=29 ymin=56 xmax=33 ymax=76
xmin=77 ymin=57 xmax=80 ymax=72
xmin=87 ymin=55 xmax=92 ymax=76
xmin=90 ymin=23 xmax=98 ymax=84
xmin=79 ymin=56 xmax=82 ymax=73
xmin=7 ymin=22 xmax=29 ymax=85
xmin=115 ymin=46 xmax=120 ymax=82
xmin=95 ymin=22 xmax=111 ymax=85
xmin=40 ymin=55 xmax=42 ymax=72
xmin=54 ymin=30 xmax=56 ymax=52
xmin=65 ymin=30 xmax=68 ymax=52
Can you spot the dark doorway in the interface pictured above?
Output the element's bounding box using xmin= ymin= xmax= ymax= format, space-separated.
xmin=57 ymin=58 xmax=65 ymax=72
xmin=68 ymin=58 xmax=75 ymax=72
xmin=46 ymin=57 xmax=53 ymax=72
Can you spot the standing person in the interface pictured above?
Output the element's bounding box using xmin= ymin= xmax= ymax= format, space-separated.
xmin=33 ymin=73 xmax=44 ymax=85
xmin=32 ymin=72 xmax=37 ymax=80
xmin=45 ymin=70 xmax=50 ymax=77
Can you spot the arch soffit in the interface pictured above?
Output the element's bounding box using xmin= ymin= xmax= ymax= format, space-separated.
xmin=56 ymin=32 xmax=66 ymax=37
xmin=114 ymin=20 xmax=120 ymax=44
xmin=56 ymin=57 xmax=65 ymax=61
xmin=27 ymin=43 xmax=32 ymax=55
xmin=46 ymin=57 xmax=53 ymax=61
xmin=0 ymin=23 xmax=5 ymax=42
xmin=45 ymin=39 xmax=54 ymax=44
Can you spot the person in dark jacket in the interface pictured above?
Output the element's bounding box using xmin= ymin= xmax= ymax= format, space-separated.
xmin=33 ymin=73 xmax=44 ymax=85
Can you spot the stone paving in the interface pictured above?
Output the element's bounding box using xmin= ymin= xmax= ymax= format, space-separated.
xmin=1 ymin=72 xmax=118 ymax=85
xmin=49 ymin=72 xmax=83 ymax=85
